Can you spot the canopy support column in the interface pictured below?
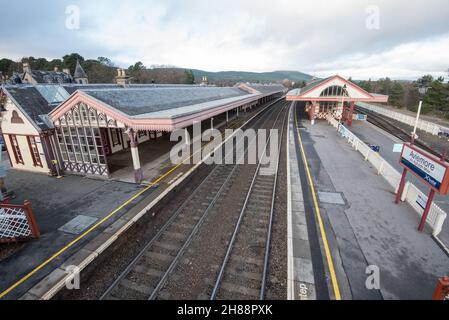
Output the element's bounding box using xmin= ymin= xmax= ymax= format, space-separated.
xmin=126 ymin=129 xmax=143 ymax=184
xmin=348 ymin=102 xmax=355 ymax=126
xmin=342 ymin=102 xmax=347 ymax=122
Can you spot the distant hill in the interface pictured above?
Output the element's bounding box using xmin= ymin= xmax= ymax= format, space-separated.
xmin=191 ymin=69 xmax=313 ymax=84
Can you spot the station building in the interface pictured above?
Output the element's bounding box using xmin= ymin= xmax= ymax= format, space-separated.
xmin=0 ymin=65 xmax=286 ymax=183
xmin=286 ymin=75 xmax=388 ymax=122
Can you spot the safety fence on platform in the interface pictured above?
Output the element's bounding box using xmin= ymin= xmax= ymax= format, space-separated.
xmin=327 ymin=116 xmax=447 ymax=236
xmin=0 ymin=201 xmax=40 ymax=244
xmin=356 ymin=102 xmax=448 ymax=137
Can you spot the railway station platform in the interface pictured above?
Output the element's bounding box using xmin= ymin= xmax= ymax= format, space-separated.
xmin=348 ymin=120 xmax=449 ymax=248
xmin=0 ymin=104 xmax=273 ymax=300
xmin=288 ymin=105 xmax=449 ymax=300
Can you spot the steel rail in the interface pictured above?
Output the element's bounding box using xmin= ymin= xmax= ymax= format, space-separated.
xmin=100 ymin=99 xmax=283 ymax=300
xmin=259 ymin=102 xmax=290 ymax=299
xmin=210 ymin=103 xmax=288 ymax=300
xmin=355 ymin=106 xmax=442 ymax=157
xmin=147 ymin=102 xmax=287 ymax=300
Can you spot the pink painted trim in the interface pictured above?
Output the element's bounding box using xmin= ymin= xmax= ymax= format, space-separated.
xmin=286 ymin=95 xmax=388 ymax=103
xmin=292 ymin=75 xmax=376 ymax=99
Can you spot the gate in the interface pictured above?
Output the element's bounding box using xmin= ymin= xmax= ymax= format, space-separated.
xmin=0 ymin=201 xmax=40 ymax=243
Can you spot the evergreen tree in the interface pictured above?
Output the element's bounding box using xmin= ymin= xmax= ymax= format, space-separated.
xmin=389 ymin=82 xmax=405 ymax=107
xmin=62 ymin=53 xmax=85 ymax=74
xmin=424 ymin=77 xmax=449 ymax=112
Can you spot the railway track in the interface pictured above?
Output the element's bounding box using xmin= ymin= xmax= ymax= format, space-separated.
xmin=100 ymin=100 xmax=288 ymax=300
xmin=355 ymin=106 xmax=443 ymax=158
xmin=210 ymin=103 xmax=288 ymax=300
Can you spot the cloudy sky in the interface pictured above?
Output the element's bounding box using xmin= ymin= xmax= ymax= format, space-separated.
xmin=1 ymin=0 xmax=449 ymax=80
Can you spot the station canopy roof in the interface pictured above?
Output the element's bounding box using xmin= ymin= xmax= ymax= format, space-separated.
xmin=1 ymin=82 xmax=284 ymax=132
xmin=286 ymin=75 xmax=388 ymax=103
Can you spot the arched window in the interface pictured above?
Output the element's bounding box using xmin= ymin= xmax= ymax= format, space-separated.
xmin=11 ymin=110 xmax=24 ymax=124
xmin=73 ymin=110 xmax=81 ymax=123
xmin=320 ymin=85 xmax=349 ymax=97
xmin=80 ymin=104 xmax=88 ymax=124
xmin=89 ymin=109 xmax=97 ymax=125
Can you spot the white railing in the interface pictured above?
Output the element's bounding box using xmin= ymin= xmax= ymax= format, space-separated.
xmin=357 ymin=102 xmax=447 ymax=136
xmin=327 ymin=116 xmax=447 ymax=236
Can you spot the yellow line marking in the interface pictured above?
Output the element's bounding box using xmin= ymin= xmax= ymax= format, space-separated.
xmin=0 ymin=133 xmax=213 ymax=299
xmin=294 ymin=109 xmax=342 ymax=300
xmin=0 ymin=103 xmax=275 ymax=299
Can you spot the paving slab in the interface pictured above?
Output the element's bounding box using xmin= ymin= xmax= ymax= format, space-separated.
xmin=349 ymin=120 xmax=449 ymax=248
xmin=0 ymin=164 xmax=149 ymax=300
xmin=301 ymin=119 xmax=449 ymax=300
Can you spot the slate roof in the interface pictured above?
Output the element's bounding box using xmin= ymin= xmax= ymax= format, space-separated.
xmin=74 ymin=60 xmax=87 ymax=79
xmin=286 ymin=77 xmax=330 ymax=97
xmin=3 ymin=82 xmax=285 ymax=130
xmin=27 ymin=70 xmax=74 ymax=84
xmin=246 ymin=84 xmax=286 ymax=94
xmin=4 ymin=86 xmax=59 ymax=130
xmin=82 ymin=86 xmax=250 ymax=116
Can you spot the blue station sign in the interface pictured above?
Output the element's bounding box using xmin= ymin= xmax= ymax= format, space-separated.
xmin=400 ymin=144 xmax=449 ymax=195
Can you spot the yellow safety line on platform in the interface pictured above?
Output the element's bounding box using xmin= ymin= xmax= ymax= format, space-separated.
xmin=0 ymin=125 xmax=237 ymax=299
xmin=294 ymin=110 xmax=342 ymax=300
xmin=0 ymin=103 xmax=275 ymax=299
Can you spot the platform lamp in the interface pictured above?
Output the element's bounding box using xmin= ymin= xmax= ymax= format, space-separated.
xmin=411 ymin=101 xmax=422 ymax=145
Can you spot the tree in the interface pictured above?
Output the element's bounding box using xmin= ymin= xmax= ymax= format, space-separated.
xmin=184 ymin=70 xmax=195 ymax=84
xmin=62 ymin=53 xmax=85 ymax=74
xmin=282 ymin=79 xmax=292 ymax=88
xmin=389 ymin=82 xmax=405 ymax=107
xmin=403 ymin=83 xmax=420 ymax=111
xmin=0 ymin=58 xmax=15 ymax=75
xmin=97 ymin=57 xmax=114 ymax=67
xmin=291 ymin=80 xmax=306 ymax=89
xmin=378 ymin=77 xmax=393 ymax=95
xmin=358 ymin=80 xmax=372 ymax=92
xmin=424 ymin=77 xmax=449 ymax=112
xmin=128 ymin=61 xmax=146 ymax=72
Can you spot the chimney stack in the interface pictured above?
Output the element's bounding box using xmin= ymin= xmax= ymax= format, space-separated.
xmin=63 ymin=68 xmax=70 ymax=75
xmin=23 ymin=62 xmax=31 ymax=73
xmin=115 ymin=68 xmax=131 ymax=87
xmin=54 ymin=66 xmax=59 ymax=72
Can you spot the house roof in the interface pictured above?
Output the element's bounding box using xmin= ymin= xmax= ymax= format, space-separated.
xmin=2 ymin=82 xmax=286 ymax=132
xmin=2 ymin=86 xmax=59 ymax=130
xmin=25 ymin=70 xmax=74 ymax=84
xmin=286 ymin=75 xmax=388 ymax=103
xmin=74 ymin=60 xmax=87 ymax=79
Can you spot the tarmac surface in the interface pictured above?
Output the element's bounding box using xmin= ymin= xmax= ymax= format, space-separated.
xmin=295 ymin=110 xmax=449 ymax=299
xmin=0 ymin=158 xmax=151 ymax=299
xmin=348 ymin=120 xmax=449 ymax=247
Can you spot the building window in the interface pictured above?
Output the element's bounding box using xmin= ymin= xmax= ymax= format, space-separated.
xmin=111 ymin=129 xmax=121 ymax=146
xmin=11 ymin=111 xmax=24 ymax=124
xmin=9 ymin=135 xmax=24 ymax=164
xmin=27 ymin=136 xmax=43 ymax=167
xmin=320 ymin=85 xmax=349 ymax=97
xmin=138 ymin=131 xmax=148 ymax=138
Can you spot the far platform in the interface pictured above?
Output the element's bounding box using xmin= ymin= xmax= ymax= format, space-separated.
xmin=348 ymin=120 xmax=449 ymax=247
xmin=290 ymin=107 xmax=449 ymax=300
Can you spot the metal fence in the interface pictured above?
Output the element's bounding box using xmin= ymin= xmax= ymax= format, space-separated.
xmin=357 ymin=102 xmax=447 ymax=136
xmin=0 ymin=201 xmax=40 ymax=243
xmin=327 ymin=116 xmax=447 ymax=236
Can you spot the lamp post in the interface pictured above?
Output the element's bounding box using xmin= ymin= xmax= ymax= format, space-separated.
xmin=411 ymin=101 xmax=422 ymax=144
